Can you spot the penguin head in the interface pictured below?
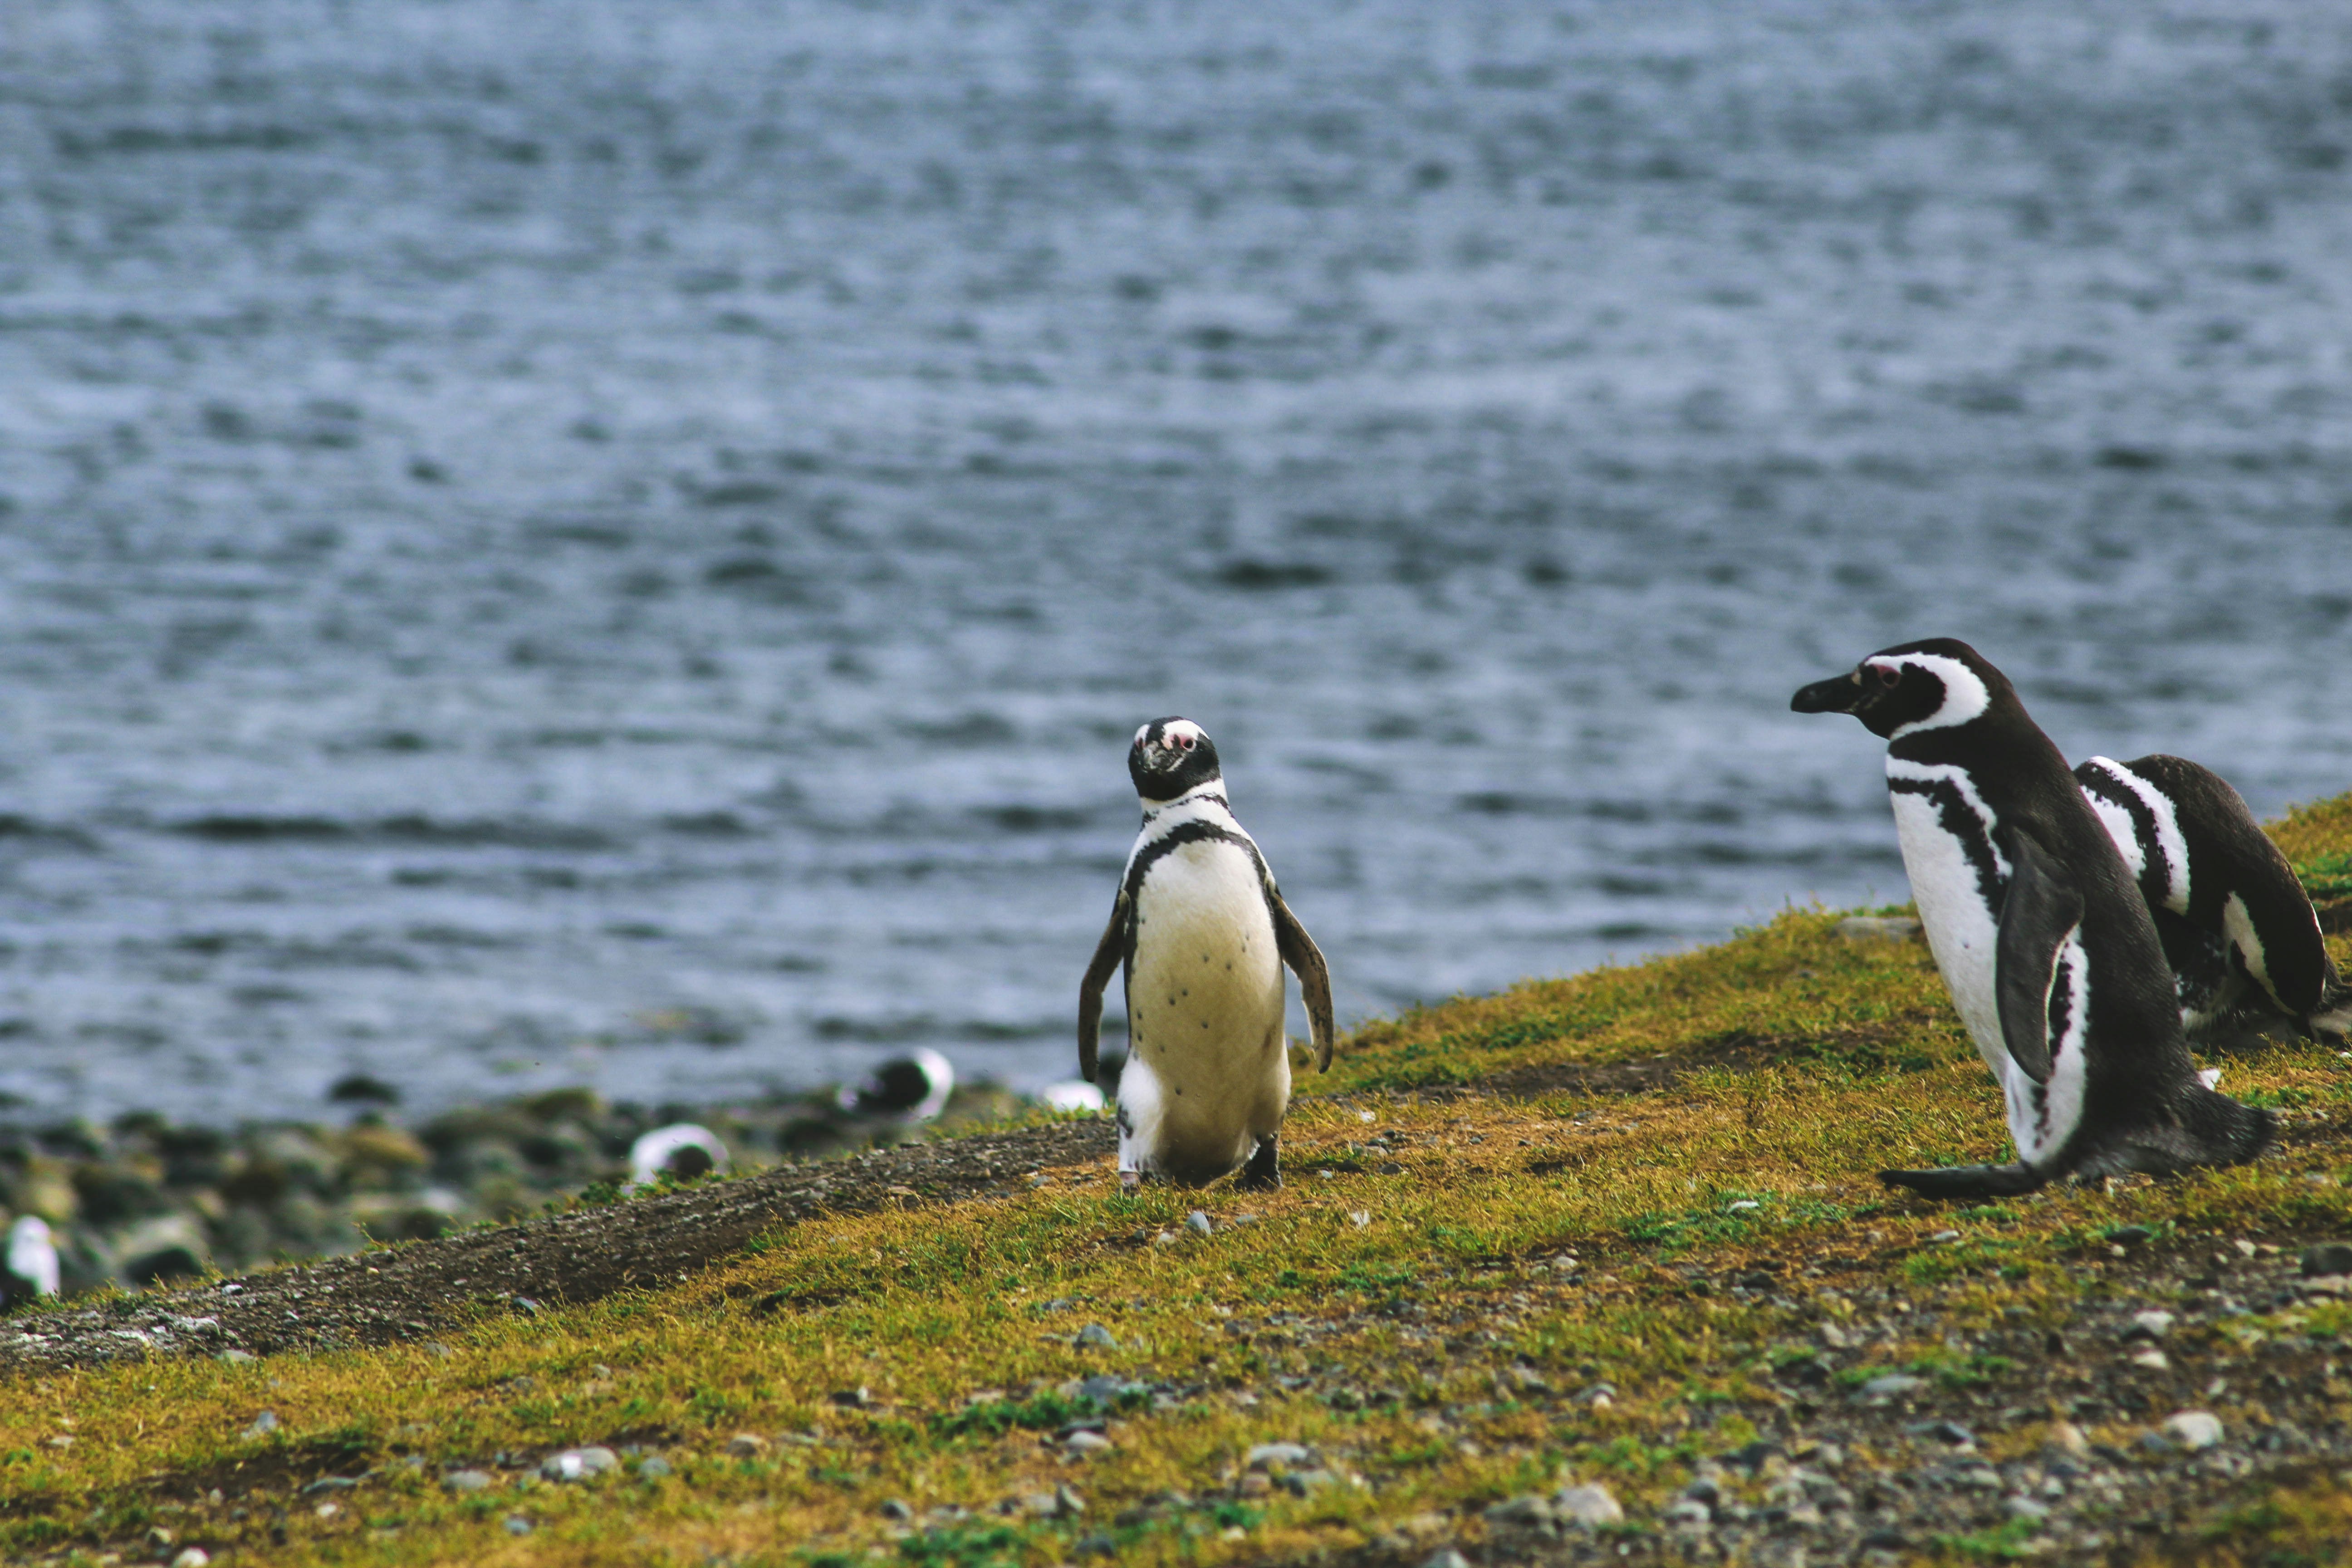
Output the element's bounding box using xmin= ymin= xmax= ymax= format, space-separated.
xmin=1128 ymin=717 xmax=1223 ymax=803
xmin=1791 ymin=637 xmax=2009 ymax=740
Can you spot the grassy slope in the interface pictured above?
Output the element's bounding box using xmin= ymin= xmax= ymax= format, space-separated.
xmin=9 ymin=802 xmax=2352 ymax=1567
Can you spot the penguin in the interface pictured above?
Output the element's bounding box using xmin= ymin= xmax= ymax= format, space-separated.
xmin=835 ymin=1048 xmax=955 ymax=1122
xmin=4 ymin=1215 xmax=61 ymax=1307
xmin=1792 ymin=639 xmax=2274 ymax=1198
xmin=1078 ymin=718 xmax=1335 ymax=1190
xmin=2075 ymin=753 xmax=2352 ymax=1044
xmin=628 ymin=1123 xmax=731 ymax=1187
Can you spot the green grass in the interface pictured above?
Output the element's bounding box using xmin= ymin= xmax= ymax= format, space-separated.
xmin=7 ymin=795 xmax=2352 ymax=1567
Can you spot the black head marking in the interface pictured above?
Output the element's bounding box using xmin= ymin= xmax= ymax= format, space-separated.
xmin=1789 ymin=637 xmax=2014 ymax=740
xmin=1127 ymin=716 xmax=1224 ymax=803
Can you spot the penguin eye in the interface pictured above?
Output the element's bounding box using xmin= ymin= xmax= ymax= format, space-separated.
xmin=1172 ymin=733 xmax=1196 ymax=752
xmin=1872 ymin=664 xmax=1902 ymax=689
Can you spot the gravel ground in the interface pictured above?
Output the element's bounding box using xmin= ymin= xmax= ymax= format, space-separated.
xmin=10 ymin=1064 xmax=2352 ymax=1565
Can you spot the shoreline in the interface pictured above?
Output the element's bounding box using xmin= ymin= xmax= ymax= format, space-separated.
xmin=0 ymin=1077 xmax=1038 ymax=1300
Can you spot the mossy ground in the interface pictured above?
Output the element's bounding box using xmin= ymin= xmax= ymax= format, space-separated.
xmin=10 ymin=806 xmax=2352 ymax=1567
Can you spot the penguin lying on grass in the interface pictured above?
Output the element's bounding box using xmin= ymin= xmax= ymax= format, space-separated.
xmin=1078 ymin=718 xmax=1335 ymax=1191
xmin=2077 ymin=754 xmax=2352 ymax=1046
xmin=1793 ymin=639 xmax=2273 ymax=1198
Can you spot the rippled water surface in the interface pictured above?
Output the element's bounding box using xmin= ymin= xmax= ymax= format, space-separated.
xmin=4 ymin=0 xmax=2351 ymax=1123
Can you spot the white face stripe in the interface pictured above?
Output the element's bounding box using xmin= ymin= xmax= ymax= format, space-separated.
xmin=1880 ymin=653 xmax=1993 ymax=740
xmin=2079 ymin=757 xmax=2190 ymax=912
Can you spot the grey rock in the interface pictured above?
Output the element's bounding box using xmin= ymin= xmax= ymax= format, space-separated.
xmin=637 ymin=1455 xmax=672 ymax=1480
xmin=2162 ymin=1411 xmax=2224 ymax=1452
xmin=1246 ymin=1442 xmax=1314 ymax=1470
xmin=1836 ymin=916 xmax=1922 ymax=942
xmin=504 ymin=1516 xmax=532 ymax=1536
xmin=880 ymin=1499 xmax=914 ymax=1521
xmin=540 ymin=1446 xmax=619 ymax=1481
xmin=2123 ymin=1310 xmax=2176 ymax=1341
xmin=2006 ymin=1496 xmax=2051 ymax=1524
xmin=216 ymin=1348 xmax=256 ymax=1365
xmin=1664 ymin=1499 xmax=1713 ymax=1526
xmin=1064 ymin=1430 xmax=1114 ymax=1453
xmin=1284 ymin=1468 xmax=1343 ymax=1495
xmin=1075 ymin=1323 xmax=1119 ymax=1348
xmin=443 ymin=1470 xmax=494 ymax=1493
xmin=1916 ymin=1421 xmax=1975 ymax=1448
xmin=240 ymin=1410 xmax=279 ymax=1440
xmin=1553 ymin=1482 xmax=1624 ymax=1527
xmin=1857 ymin=1373 xmax=1925 ymax=1402
xmin=1421 ymin=1553 xmax=1471 ymax=1568
xmin=2301 ymin=1243 xmax=2352 ymax=1278
xmin=1484 ymin=1494 xmax=1556 ymax=1531
xmin=1186 ymin=1211 xmax=1213 ymax=1236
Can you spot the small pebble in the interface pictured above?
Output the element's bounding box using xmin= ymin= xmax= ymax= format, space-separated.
xmin=1421 ymin=1552 xmax=1471 ymax=1568
xmin=725 ymin=1433 xmax=772 ymax=1458
xmin=240 ymin=1411 xmax=280 ymax=1440
xmin=1186 ymin=1211 xmax=1213 ymax=1236
xmin=1075 ymin=1323 xmax=1119 ymax=1348
xmin=880 ymin=1499 xmax=914 ymax=1521
xmin=442 ymin=1469 xmax=494 ymax=1493
xmin=540 ymin=1446 xmax=619 ymax=1481
xmin=637 ymin=1455 xmax=672 ymax=1479
xmin=1348 ymin=1210 xmax=1371 ymax=1228
xmin=1553 ymin=1481 xmax=1624 ymax=1528
xmin=1483 ymin=1494 xmax=1554 ymax=1530
xmin=504 ymin=1516 xmax=532 ymax=1535
xmin=2301 ymin=1243 xmax=2352 ymax=1278
xmin=2131 ymin=1349 xmax=2171 ymax=1371
xmin=1064 ymin=1430 xmax=1114 ymax=1453
xmin=2124 ymin=1310 xmax=2176 ymax=1341
xmin=2162 ymin=1411 xmax=2224 ymax=1452
xmin=172 ymin=1551 xmax=209 ymax=1568
xmin=216 ymin=1349 xmax=255 ymax=1365
xmin=1835 ymin=915 xmax=1921 ymax=942
xmin=1246 ymin=1441 xmax=1314 ymax=1470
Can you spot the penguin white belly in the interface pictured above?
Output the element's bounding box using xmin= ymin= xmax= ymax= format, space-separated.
xmin=1121 ymin=839 xmax=1287 ymax=1183
xmin=1888 ymin=786 xmax=2008 ymax=1078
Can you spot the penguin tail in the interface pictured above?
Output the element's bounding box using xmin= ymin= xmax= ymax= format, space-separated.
xmin=1877 ymin=1161 xmax=2048 ymax=1200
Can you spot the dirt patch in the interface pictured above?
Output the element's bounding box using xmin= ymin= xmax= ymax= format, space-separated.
xmin=0 ymin=1117 xmax=1114 ymax=1377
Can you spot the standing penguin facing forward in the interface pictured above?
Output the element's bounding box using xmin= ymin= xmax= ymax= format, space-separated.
xmin=1792 ymin=639 xmax=2273 ymax=1198
xmin=1078 ymin=718 xmax=1335 ymax=1190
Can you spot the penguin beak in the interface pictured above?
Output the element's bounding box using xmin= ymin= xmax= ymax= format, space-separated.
xmin=1790 ymin=671 xmax=1865 ymax=715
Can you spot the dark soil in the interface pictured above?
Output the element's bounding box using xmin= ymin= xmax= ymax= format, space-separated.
xmin=0 ymin=1117 xmax=1114 ymax=1375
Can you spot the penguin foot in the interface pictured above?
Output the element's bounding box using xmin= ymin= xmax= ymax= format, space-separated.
xmin=1235 ymin=1135 xmax=1281 ymax=1192
xmin=1878 ymin=1162 xmax=2048 ymax=1200
xmin=1118 ymin=1169 xmax=1141 ymax=1193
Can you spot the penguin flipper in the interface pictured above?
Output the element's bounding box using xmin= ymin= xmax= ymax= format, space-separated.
xmin=1994 ymin=828 xmax=2086 ymax=1087
xmin=1268 ymin=887 xmax=1336 ymax=1072
xmin=1878 ymin=1162 xmax=2048 ymax=1199
xmin=1077 ymin=892 xmax=1129 ymax=1084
